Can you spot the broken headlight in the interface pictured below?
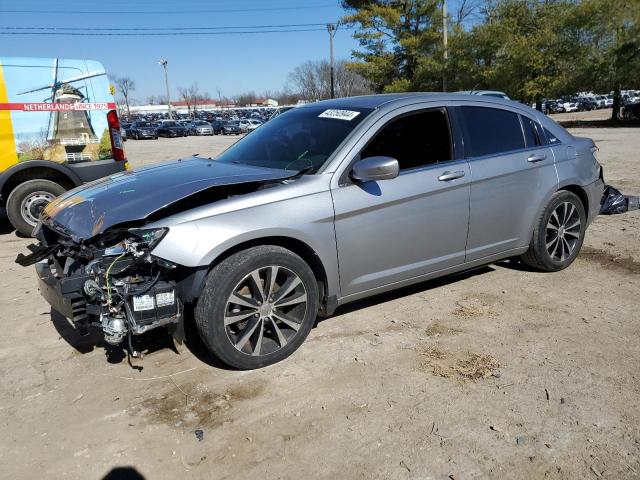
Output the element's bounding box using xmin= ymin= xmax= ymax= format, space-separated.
xmin=128 ymin=227 xmax=168 ymax=250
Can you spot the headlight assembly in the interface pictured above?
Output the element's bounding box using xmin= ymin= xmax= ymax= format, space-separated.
xmin=128 ymin=227 xmax=168 ymax=250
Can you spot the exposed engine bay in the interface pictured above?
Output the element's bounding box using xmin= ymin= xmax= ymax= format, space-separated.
xmin=17 ymin=225 xmax=185 ymax=357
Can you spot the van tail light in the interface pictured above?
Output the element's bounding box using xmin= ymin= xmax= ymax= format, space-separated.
xmin=107 ymin=109 xmax=126 ymax=162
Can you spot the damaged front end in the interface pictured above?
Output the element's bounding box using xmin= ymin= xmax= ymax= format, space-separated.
xmin=15 ymin=158 xmax=300 ymax=356
xmin=18 ymin=224 xmax=185 ymax=355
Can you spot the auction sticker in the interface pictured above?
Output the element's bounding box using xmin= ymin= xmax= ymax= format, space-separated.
xmin=318 ymin=109 xmax=361 ymax=121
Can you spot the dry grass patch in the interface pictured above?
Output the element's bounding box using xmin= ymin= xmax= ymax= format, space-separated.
xmin=417 ymin=344 xmax=499 ymax=380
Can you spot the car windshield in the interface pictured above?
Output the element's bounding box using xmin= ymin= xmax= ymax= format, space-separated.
xmin=163 ymin=121 xmax=178 ymax=127
xmin=216 ymin=106 xmax=373 ymax=173
xmin=136 ymin=122 xmax=151 ymax=127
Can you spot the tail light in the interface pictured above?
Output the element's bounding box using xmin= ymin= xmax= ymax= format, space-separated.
xmin=107 ymin=109 xmax=126 ymax=162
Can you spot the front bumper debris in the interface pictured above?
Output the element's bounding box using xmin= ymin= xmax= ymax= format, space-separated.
xmin=23 ymin=226 xmax=184 ymax=355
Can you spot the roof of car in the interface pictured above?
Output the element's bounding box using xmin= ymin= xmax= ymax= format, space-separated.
xmin=299 ymin=92 xmax=518 ymax=110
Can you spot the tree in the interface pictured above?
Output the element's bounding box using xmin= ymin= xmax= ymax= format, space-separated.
xmin=178 ymin=83 xmax=201 ymax=118
xmin=341 ymin=0 xmax=444 ymax=92
xmin=574 ymin=0 xmax=640 ymax=119
xmin=288 ymin=59 xmax=371 ymax=100
xmin=456 ymin=0 xmax=584 ymax=104
xmin=110 ymin=76 xmax=135 ymax=117
xmin=235 ymin=91 xmax=259 ymax=106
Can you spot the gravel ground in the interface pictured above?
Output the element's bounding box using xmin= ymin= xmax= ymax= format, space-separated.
xmin=0 ymin=126 xmax=638 ymax=480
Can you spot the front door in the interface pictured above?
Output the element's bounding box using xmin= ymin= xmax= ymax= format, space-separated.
xmin=331 ymin=107 xmax=471 ymax=298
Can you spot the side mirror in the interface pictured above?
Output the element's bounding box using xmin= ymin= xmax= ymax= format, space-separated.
xmin=350 ymin=156 xmax=400 ymax=182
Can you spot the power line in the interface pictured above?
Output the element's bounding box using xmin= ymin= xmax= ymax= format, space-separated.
xmin=0 ymin=23 xmax=333 ymax=32
xmin=0 ymin=28 xmax=348 ymax=37
xmin=0 ymin=3 xmax=338 ymax=15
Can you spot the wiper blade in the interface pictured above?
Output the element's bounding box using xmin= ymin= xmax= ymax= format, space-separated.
xmin=290 ymin=166 xmax=314 ymax=179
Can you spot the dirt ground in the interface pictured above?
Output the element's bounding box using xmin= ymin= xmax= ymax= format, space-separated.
xmin=0 ymin=126 xmax=639 ymax=480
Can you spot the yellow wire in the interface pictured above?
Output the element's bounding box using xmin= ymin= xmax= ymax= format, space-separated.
xmin=106 ymin=251 xmax=127 ymax=307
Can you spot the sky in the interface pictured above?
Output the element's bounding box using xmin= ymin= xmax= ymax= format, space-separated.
xmin=0 ymin=0 xmax=359 ymax=103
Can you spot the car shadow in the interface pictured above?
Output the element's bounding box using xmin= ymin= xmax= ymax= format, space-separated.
xmin=494 ymin=257 xmax=540 ymax=272
xmin=50 ymin=308 xmax=180 ymax=369
xmin=180 ymin=304 xmax=240 ymax=371
xmin=101 ymin=467 xmax=145 ymax=480
xmin=323 ymin=265 xmax=495 ymax=320
xmin=50 ymin=264 xmax=500 ymax=370
xmin=0 ymin=209 xmax=16 ymax=236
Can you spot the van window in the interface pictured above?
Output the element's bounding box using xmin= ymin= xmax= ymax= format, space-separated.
xmin=361 ymin=109 xmax=452 ymax=170
xmin=460 ymin=106 xmax=525 ymax=157
xmin=521 ymin=116 xmax=541 ymax=147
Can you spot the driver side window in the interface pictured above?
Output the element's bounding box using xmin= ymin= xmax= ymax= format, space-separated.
xmin=361 ymin=108 xmax=453 ymax=170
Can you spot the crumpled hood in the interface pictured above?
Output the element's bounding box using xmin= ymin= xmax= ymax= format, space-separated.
xmin=41 ymin=157 xmax=293 ymax=242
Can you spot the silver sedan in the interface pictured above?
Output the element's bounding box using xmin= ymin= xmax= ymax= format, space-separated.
xmin=21 ymin=93 xmax=604 ymax=369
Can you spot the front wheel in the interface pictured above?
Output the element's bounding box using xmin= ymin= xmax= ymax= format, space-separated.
xmin=195 ymin=245 xmax=319 ymax=369
xmin=521 ymin=191 xmax=586 ymax=272
xmin=6 ymin=179 xmax=66 ymax=236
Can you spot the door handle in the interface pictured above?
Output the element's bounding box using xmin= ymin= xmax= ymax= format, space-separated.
xmin=438 ymin=170 xmax=466 ymax=181
xmin=527 ymin=153 xmax=547 ymax=163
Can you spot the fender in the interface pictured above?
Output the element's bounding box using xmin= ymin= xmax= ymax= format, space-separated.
xmin=0 ymin=159 xmax=82 ymax=197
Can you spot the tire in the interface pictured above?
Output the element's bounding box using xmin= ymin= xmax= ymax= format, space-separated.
xmin=6 ymin=179 xmax=66 ymax=236
xmin=195 ymin=245 xmax=319 ymax=369
xmin=521 ymin=191 xmax=586 ymax=272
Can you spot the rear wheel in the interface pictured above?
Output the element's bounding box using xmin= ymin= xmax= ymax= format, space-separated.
xmin=521 ymin=191 xmax=586 ymax=272
xmin=195 ymin=245 xmax=319 ymax=369
xmin=6 ymin=179 xmax=66 ymax=236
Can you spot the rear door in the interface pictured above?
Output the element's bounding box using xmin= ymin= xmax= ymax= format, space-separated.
xmin=455 ymin=105 xmax=557 ymax=261
xmin=331 ymin=105 xmax=471 ymax=298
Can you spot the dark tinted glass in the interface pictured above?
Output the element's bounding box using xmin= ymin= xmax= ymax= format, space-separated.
xmin=217 ymin=106 xmax=373 ymax=173
xmin=521 ymin=116 xmax=541 ymax=147
xmin=361 ymin=109 xmax=452 ymax=170
xmin=460 ymin=107 xmax=525 ymax=157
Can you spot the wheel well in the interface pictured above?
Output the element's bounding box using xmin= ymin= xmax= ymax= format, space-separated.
xmin=1 ymin=167 xmax=76 ymax=201
xmin=210 ymin=236 xmax=330 ymax=311
xmin=559 ymin=185 xmax=589 ymax=213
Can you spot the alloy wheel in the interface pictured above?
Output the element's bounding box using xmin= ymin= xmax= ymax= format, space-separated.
xmin=545 ymin=201 xmax=581 ymax=262
xmin=224 ymin=265 xmax=308 ymax=357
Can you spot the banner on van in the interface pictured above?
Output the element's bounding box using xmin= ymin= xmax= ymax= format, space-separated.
xmin=0 ymin=102 xmax=116 ymax=112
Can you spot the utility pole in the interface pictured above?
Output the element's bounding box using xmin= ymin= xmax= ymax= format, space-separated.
xmin=158 ymin=58 xmax=172 ymax=119
xmin=327 ymin=23 xmax=337 ymax=99
xmin=442 ymin=0 xmax=448 ymax=92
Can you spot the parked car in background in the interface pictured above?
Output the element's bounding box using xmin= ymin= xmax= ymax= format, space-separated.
xmin=576 ymin=99 xmax=597 ymax=111
xmin=128 ymin=121 xmax=158 ymax=140
xmin=20 ymin=93 xmax=604 ymax=369
xmin=210 ymin=120 xmax=225 ymax=135
xmin=458 ymin=90 xmax=511 ymax=100
xmin=221 ymin=121 xmax=241 ymax=135
xmin=156 ymin=121 xmax=187 ymax=137
xmin=622 ymin=101 xmax=640 ymax=120
xmin=191 ymin=120 xmax=214 ymax=135
xmin=178 ymin=120 xmax=197 ymax=136
xmin=247 ymin=119 xmax=263 ymax=131
xmin=564 ymin=102 xmax=579 ymax=112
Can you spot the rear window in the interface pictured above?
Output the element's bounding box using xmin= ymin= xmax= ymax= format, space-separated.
xmin=460 ymin=106 xmax=525 ymax=157
xmin=521 ymin=116 xmax=542 ymax=147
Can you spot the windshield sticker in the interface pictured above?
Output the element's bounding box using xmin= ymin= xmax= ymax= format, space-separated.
xmin=318 ymin=109 xmax=361 ymax=121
